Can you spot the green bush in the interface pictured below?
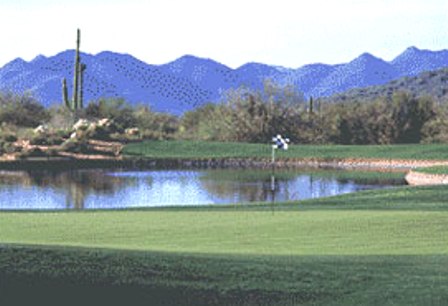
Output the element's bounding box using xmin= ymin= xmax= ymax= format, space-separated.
xmin=179 ymin=89 xmax=440 ymax=145
xmin=29 ymin=133 xmax=64 ymax=146
xmin=3 ymin=134 xmax=18 ymax=143
xmin=61 ymin=139 xmax=90 ymax=154
xmin=84 ymin=98 xmax=136 ymax=131
xmin=0 ymin=92 xmax=50 ymax=127
xmin=89 ymin=125 xmax=112 ymax=141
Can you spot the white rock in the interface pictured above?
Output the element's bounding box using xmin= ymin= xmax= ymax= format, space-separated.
xmin=98 ymin=118 xmax=110 ymax=127
xmin=33 ymin=125 xmax=48 ymax=134
xmin=125 ymin=127 xmax=139 ymax=135
xmin=73 ymin=119 xmax=90 ymax=130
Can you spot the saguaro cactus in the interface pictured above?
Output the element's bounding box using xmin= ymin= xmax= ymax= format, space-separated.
xmin=79 ymin=63 xmax=86 ymax=109
xmin=73 ymin=28 xmax=81 ymax=110
xmin=308 ymin=96 xmax=314 ymax=114
xmin=62 ymin=29 xmax=86 ymax=110
xmin=62 ymin=78 xmax=69 ymax=108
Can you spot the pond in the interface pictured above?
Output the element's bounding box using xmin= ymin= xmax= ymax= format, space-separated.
xmin=0 ymin=168 xmax=404 ymax=210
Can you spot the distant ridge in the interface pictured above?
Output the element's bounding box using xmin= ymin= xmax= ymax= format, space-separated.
xmin=1 ymin=46 xmax=447 ymax=114
xmin=326 ymin=67 xmax=448 ymax=103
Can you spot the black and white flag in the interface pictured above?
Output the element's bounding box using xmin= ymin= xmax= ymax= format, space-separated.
xmin=272 ymin=134 xmax=290 ymax=150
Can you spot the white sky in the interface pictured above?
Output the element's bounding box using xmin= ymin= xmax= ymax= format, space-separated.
xmin=1 ymin=0 xmax=447 ymax=68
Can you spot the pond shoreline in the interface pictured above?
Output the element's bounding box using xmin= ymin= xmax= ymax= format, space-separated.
xmin=405 ymin=170 xmax=448 ymax=185
xmin=1 ymin=156 xmax=448 ymax=172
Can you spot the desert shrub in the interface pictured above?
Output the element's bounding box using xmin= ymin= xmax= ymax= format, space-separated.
xmin=29 ymin=133 xmax=64 ymax=146
xmin=19 ymin=147 xmax=48 ymax=159
xmin=3 ymin=134 xmax=18 ymax=143
xmin=88 ymin=125 xmax=112 ymax=141
xmin=0 ymin=124 xmax=19 ymax=149
xmin=109 ymin=133 xmax=140 ymax=143
xmin=421 ymin=104 xmax=448 ymax=143
xmin=84 ymin=98 xmax=137 ymax=131
xmin=0 ymin=141 xmax=5 ymax=155
xmin=179 ymin=82 xmax=305 ymax=143
xmin=390 ymin=93 xmax=436 ymax=143
xmin=0 ymin=92 xmax=50 ymax=127
xmin=61 ymin=139 xmax=90 ymax=154
xmin=48 ymin=106 xmax=76 ymax=131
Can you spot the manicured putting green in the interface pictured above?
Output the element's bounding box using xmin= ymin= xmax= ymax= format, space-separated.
xmin=124 ymin=140 xmax=448 ymax=160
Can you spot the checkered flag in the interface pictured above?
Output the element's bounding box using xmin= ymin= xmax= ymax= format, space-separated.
xmin=272 ymin=134 xmax=290 ymax=150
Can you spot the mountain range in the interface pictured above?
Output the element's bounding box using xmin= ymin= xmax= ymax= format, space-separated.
xmin=326 ymin=67 xmax=448 ymax=103
xmin=0 ymin=46 xmax=447 ymax=114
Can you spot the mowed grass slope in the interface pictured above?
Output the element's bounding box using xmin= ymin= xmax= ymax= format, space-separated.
xmin=1 ymin=205 xmax=448 ymax=255
xmin=2 ymin=185 xmax=448 ymax=305
xmin=2 ymin=246 xmax=448 ymax=306
xmin=124 ymin=140 xmax=448 ymax=160
xmin=417 ymin=165 xmax=448 ymax=175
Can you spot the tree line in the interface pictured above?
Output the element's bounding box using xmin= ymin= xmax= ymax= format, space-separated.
xmin=0 ymin=82 xmax=446 ymax=145
xmin=179 ymin=82 xmax=443 ymax=145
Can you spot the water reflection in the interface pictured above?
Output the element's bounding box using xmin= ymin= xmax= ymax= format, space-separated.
xmin=0 ymin=169 xmax=403 ymax=210
xmin=197 ymin=170 xmax=390 ymax=203
xmin=0 ymin=170 xmax=131 ymax=210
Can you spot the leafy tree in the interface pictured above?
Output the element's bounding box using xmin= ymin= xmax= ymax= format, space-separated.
xmin=135 ymin=105 xmax=178 ymax=140
xmin=0 ymin=92 xmax=50 ymax=127
xmin=391 ymin=92 xmax=435 ymax=143
xmin=180 ymin=81 xmax=305 ymax=143
xmin=178 ymin=103 xmax=218 ymax=140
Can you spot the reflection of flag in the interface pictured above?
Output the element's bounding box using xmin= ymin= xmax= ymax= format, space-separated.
xmin=272 ymin=134 xmax=290 ymax=150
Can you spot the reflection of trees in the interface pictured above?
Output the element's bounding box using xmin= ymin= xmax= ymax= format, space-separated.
xmin=336 ymin=177 xmax=404 ymax=185
xmin=199 ymin=170 xmax=284 ymax=203
xmin=200 ymin=179 xmax=275 ymax=202
xmin=0 ymin=171 xmax=33 ymax=186
xmin=0 ymin=168 xmax=404 ymax=209
xmin=199 ymin=170 xmax=394 ymax=203
xmin=200 ymin=169 xmax=297 ymax=183
xmin=0 ymin=170 xmax=133 ymax=210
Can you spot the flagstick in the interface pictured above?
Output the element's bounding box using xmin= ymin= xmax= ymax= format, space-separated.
xmin=271 ymin=145 xmax=276 ymax=205
xmin=271 ymin=135 xmax=288 ymax=206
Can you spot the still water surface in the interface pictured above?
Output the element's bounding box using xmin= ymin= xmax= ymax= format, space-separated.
xmin=0 ymin=169 xmax=403 ymax=210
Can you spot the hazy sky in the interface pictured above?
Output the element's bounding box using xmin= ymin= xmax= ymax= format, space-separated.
xmin=1 ymin=0 xmax=447 ymax=68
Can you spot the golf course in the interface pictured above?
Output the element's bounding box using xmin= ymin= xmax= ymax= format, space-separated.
xmin=2 ymin=1 xmax=448 ymax=303
xmin=1 ymin=142 xmax=448 ymax=305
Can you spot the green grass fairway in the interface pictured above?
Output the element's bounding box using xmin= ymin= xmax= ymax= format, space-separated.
xmin=417 ymin=166 xmax=448 ymax=175
xmin=2 ymin=185 xmax=448 ymax=304
xmin=1 ymin=209 xmax=448 ymax=255
xmin=1 ymin=247 xmax=447 ymax=306
xmin=123 ymin=140 xmax=448 ymax=160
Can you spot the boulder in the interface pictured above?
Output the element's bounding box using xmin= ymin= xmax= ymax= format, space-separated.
xmin=72 ymin=119 xmax=91 ymax=131
xmin=33 ymin=125 xmax=49 ymax=134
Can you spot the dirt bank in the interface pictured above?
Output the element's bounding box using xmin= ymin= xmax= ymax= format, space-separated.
xmin=128 ymin=157 xmax=448 ymax=171
xmin=2 ymin=155 xmax=448 ymax=173
xmin=405 ymin=170 xmax=448 ymax=186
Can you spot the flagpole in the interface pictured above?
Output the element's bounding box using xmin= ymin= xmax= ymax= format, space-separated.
xmin=270 ymin=134 xmax=289 ymax=205
xmin=271 ymin=148 xmax=276 ymax=206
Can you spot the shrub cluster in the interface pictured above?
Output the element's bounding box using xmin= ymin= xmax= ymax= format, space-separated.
xmin=0 ymin=87 xmax=445 ymax=145
xmin=0 ymin=92 xmax=50 ymax=127
xmin=180 ymin=86 xmax=439 ymax=145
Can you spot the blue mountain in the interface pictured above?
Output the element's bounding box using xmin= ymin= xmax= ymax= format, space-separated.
xmin=1 ymin=46 xmax=447 ymax=114
xmin=391 ymin=46 xmax=448 ymax=76
xmin=310 ymin=53 xmax=400 ymax=97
